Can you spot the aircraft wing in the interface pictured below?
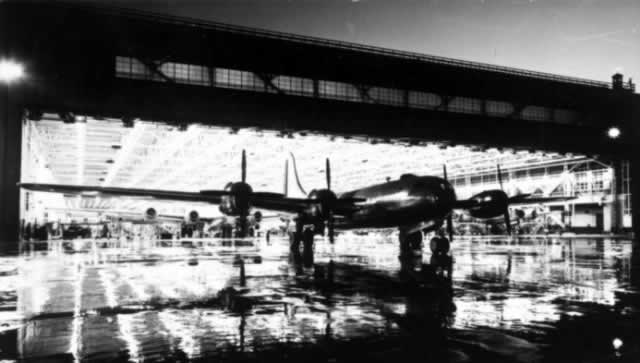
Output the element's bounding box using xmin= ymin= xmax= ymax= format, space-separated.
xmin=19 ymin=183 xmax=363 ymax=216
xmin=454 ymin=193 xmax=575 ymax=209
xmin=250 ymin=196 xmax=364 ymax=215
xmin=19 ymin=183 xmax=221 ymax=203
xmin=249 ymin=196 xmax=314 ymax=214
xmin=507 ymin=194 xmax=576 ymax=205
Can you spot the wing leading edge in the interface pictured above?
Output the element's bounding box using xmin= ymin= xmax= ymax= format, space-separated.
xmin=18 ymin=182 xmax=348 ymax=215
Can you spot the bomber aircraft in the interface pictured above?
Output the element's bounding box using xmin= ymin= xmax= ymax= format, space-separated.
xmin=19 ymin=150 xmax=568 ymax=259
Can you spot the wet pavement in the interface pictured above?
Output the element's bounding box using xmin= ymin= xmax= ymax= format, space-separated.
xmin=0 ymin=235 xmax=638 ymax=362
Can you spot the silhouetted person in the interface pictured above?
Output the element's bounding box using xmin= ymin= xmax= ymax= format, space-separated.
xmin=289 ymin=246 xmax=304 ymax=276
xmin=24 ymin=222 xmax=32 ymax=241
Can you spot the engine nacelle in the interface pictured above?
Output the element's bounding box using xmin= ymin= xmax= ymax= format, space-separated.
xmin=307 ymin=189 xmax=337 ymax=219
xmin=187 ymin=210 xmax=199 ymax=224
xmin=144 ymin=207 xmax=157 ymax=221
xmin=219 ymin=182 xmax=253 ymax=216
xmin=467 ymin=190 xmax=509 ymax=219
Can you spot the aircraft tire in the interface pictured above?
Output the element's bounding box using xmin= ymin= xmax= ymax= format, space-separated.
xmin=289 ymin=232 xmax=301 ymax=252
xmin=408 ymin=231 xmax=422 ymax=251
xmin=430 ymin=236 xmax=450 ymax=255
xmin=430 ymin=253 xmax=452 ymax=269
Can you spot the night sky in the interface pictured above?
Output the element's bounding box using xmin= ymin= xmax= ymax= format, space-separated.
xmin=76 ymin=0 xmax=639 ymax=84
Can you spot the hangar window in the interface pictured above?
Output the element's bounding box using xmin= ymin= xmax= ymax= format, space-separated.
xmin=453 ymin=177 xmax=466 ymax=187
xmin=448 ymin=97 xmax=483 ymax=114
xmin=486 ymin=100 xmax=513 ymax=117
xmin=115 ymin=56 xmax=153 ymax=80
xmin=591 ymin=169 xmax=610 ymax=192
xmin=160 ymin=62 xmax=211 ymax=86
xmin=318 ymin=80 xmax=361 ymax=102
xmin=215 ymin=68 xmax=265 ymax=91
xmin=408 ymin=91 xmax=440 ymax=109
xmin=483 ymin=174 xmax=496 ymax=183
xmin=515 ymin=170 xmax=528 ymax=178
xmin=368 ymin=87 xmax=405 ymax=106
xmin=529 ymin=168 xmax=546 ymax=179
xmin=115 ymin=56 xmax=131 ymax=75
xmin=574 ymin=171 xmax=590 ymax=193
xmin=522 ymin=105 xmax=550 ymax=121
xmin=272 ymin=75 xmax=315 ymax=96
xmin=547 ymin=165 xmax=564 ymax=175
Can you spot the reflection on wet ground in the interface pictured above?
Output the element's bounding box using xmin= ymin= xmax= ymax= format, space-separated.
xmin=0 ymin=235 xmax=638 ymax=362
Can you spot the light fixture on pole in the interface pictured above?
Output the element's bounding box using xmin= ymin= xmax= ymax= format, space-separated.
xmin=0 ymin=60 xmax=24 ymax=83
xmin=607 ymin=126 xmax=621 ymax=139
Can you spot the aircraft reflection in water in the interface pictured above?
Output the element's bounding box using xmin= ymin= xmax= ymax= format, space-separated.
xmin=4 ymin=236 xmax=636 ymax=362
xmin=19 ymin=150 xmax=569 ymax=267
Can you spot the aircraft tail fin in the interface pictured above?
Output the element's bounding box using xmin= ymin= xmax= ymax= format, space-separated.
xmin=289 ymin=152 xmax=308 ymax=196
xmin=283 ymin=159 xmax=289 ymax=196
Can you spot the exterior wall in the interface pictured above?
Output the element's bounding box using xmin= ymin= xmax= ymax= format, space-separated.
xmin=0 ymin=86 xmax=23 ymax=251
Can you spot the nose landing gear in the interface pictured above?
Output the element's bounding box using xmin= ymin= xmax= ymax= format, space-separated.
xmin=429 ymin=235 xmax=453 ymax=278
xmin=398 ymin=227 xmax=453 ymax=280
xmin=399 ymin=229 xmax=423 ymax=258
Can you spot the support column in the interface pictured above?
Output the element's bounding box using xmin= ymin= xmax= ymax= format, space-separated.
xmin=0 ymin=84 xmax=22 ymax=253
xmin=631 ymin=156 xmax=640 ymax=241
xmin=611 ymin=160 xmax=623 ymax=233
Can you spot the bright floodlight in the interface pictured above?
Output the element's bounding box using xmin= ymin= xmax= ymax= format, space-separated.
xmin=608 ymin=127 xmax=621 ymax=139
xmin=613 ymin=338 xmax=623 ymax=350
xmin=0 ymin=60 xmax=24 ymax=83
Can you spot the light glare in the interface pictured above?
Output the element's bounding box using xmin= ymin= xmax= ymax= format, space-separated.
xmin=607 ymin=127 xmax=621 ymax=139
xmin=613 ymin=338 xmax=623 ymax=350
xmin=0 ymin=60 xmax=24 ymax=83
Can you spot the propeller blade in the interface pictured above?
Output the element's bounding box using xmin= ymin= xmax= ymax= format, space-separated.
xmin=241 ymin=150 xmax=247 ymax=183
xmin=289 ymin=152 xmax=308 ymax=195
xmin=504 ymin=207 xmax=512 ymax=235
xmin=328 ymin=213 xmax=335 ymax=244
xmin=497 ymin=164 xmax=504 ymax=190
xmin=443 ymin=165 xmax=453 ymax=241
xmin=326 ymin=158 xmax=331 ymax=190
xmin=284 ymin=159 xmax=289 ymax=196
xmin=447 ymin=213 xmax=454 ymax=242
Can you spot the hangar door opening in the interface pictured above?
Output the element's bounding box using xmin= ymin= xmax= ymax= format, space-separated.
xmin=19 ymin=112 xmax=633 ymax=242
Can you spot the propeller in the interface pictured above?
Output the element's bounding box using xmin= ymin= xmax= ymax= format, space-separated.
xmin=326 ymin=158 xmax=335 ymax=244
xmin=443 ymin=165 xmax=454 ymax=242
xmin=497 ymin=164 xmax=512 ymax=235
xmin=241 ymin=150 xmax=247 ymax=183
xmin=326 ymin=158 xmax=331 ymax=190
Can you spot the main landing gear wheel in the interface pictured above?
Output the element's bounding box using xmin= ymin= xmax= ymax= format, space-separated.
xmin=430 ymin=236 xmax=452 ymax=279
xmin=429 ymin=236 xmax=450 ymax=255
xmin=289 ymin=231 xmax=301 ymax=252
xmin=399 ymin=230 xmax=423 ymax=257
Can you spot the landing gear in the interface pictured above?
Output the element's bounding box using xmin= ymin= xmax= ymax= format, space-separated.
xmin=429 ymin=235 xmax=452 ymax=278
xmin=429 ymin=236 xmax=450 ymax=255
xmin=399 ymin=229 xmax=423 ymax=257
xmin=289 ymin=221 xmax=314 ymax=255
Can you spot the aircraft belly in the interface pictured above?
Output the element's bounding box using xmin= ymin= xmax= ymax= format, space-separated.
xmin=345 ymin=201 xmax=442 ymax=229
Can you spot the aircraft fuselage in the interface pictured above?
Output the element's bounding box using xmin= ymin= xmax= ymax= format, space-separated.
xmin=335 ymin=174 xmax=456 ymax=230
